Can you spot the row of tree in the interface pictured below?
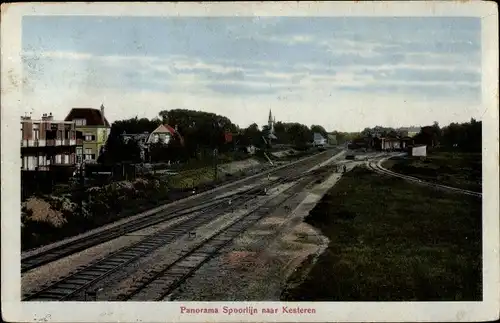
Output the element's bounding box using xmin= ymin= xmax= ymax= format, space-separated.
xmin=354 ymin=119 xmax=482 ymax=152
xmin=413 ymin=119 xmax=481 ymax=152
xmin=98 ymin=109 xmax=334 ymax=165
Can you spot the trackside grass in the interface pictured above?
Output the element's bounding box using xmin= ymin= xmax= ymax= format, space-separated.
xmin=281 ymin=167 xmax=482 ymax=301
xmin=382 ymin=151 xmax=481 ymax=192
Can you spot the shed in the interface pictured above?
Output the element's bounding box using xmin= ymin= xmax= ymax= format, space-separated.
xmin=409 ymin=145 xmax=427 ymax=157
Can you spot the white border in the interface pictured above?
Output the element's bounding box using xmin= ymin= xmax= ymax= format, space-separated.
xmin=1 ymin=2 xmax=499 ymax=322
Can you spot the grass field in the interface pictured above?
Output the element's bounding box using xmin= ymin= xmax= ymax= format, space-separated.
xmin=281 ymin=166 xmax=482 ymax=301
xmin=382 ymin=151 xmax=481 ymax=192
xmin=166 ymin=166 xmax=217 ymax=189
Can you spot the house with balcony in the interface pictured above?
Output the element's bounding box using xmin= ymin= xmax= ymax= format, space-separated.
xmin=21 ymin=113 xmax=84 ymax=171
xmin=65 ymin=104 xmax=111 ymax=163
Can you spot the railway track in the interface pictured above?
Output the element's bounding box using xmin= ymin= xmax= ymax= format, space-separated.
xmin=23 ymin=163 xmax=336 ymax=301
xmin=367 ymin=158 xmax=482 ymax=198
xmin=22 ymin=149 xmax=341 ymax=273
xmin=118 ymin=170 xmax=322 ymax=301
xmin=21 ymin=196 xmax=235 ymax=273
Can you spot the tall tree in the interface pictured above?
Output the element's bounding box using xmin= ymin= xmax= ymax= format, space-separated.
xmin=310 ymin=125 xmax=328 ymax=138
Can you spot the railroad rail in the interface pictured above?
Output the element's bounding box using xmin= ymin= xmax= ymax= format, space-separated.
xmin=367 ymin=157 xmax=482 ymax=198
xmin=23 ymin=162 xmax=336 ymax=301
xmin=118 ymin=169 xmax=324 ymax=301
xmin=22 ymin=149 xmax=342 ymax=273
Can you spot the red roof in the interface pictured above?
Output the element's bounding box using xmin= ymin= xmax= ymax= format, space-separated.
xmin=165 ymin=125 xmax=176 ymax=136
xmin=151 ymin=124 xmax=185 ymax=146
xmin=224 ymin=132 xmax=233 ymax=143
xmin=151 ymin=124 xmax=176 ymax=136
xmin=65 ymin=108 xmax=110 ymax=127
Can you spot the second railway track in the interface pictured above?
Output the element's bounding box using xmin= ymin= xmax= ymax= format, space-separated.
xmin=23 ymin=162 xmax=336 ymax=301
xmin=22 ymin=149 xmax=341 ymax=273
xmin=119 ymin=172 xmax=319 ymax=301
xmin=367 ymin=157 xmax=482 ymax=198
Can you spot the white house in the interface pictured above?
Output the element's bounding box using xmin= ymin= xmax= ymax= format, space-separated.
xmin=313 ymin=132 xmax=327 ymax=146
xmin=147 ymin=124 xmax=178 ymax=145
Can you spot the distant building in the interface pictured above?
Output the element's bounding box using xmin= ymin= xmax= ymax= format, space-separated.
xmin=121 ymin=132 xmax=150 ymax=146
xmin=119 ymin=124 xmax=184 ymax=162
xmin=378 ymin=136 xmax=414 ymax=151
xmin=21 ymin=113 xmax=83 ymax=171
xmin=267 ymin=109 xmax=277 ymax=141
xmin=398 ymin=126 xmax=421 ymax=138
xmin=65 ymin=104 xmax=111 ymax=162
xmin=409 ymin=145 xmax=427 ymax=157
xmin=121 ymin=132 xmax=150 ymax=161
xmin=147 ymin=124 xmax=184 ymax=146
xmin=312 ymin=132 xmax=327 ymax=146
xmin=327 ymin=134 xmax=337 ymax=145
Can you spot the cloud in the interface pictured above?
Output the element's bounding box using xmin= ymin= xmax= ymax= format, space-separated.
xmin=20 ymin=16 xmax=482 ymax=131
xmin=20 ymin=82 xmax=483 ymax=133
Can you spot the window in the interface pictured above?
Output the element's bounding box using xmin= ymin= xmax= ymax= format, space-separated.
xmin=33 ymin=124 xmax=40 ymax=140
xmin=76 ymin=147 xmax=83 ymax=155
xmin=84 ymin=148 xmax=95 ymax=161
xmin=84 ymin=133 xmax=96 ymax=141
xmin=75 ymin=119 xmax=86 ymax=126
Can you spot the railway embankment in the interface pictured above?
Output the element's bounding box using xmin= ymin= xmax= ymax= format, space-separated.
xmin=21 ymin=148 xmax=336 ymax=257
xmin=281 ymin=166 xmax=482 ymax=301
xmin=21 ymin=156 xmax=281 ymax=251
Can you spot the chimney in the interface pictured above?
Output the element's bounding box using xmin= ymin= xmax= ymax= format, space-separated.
xmin=41 ymin=113 xmax=53 ymax=122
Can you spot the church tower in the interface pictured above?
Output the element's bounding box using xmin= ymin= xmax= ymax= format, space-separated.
xmin=268 ymin=109 xmax=274 ymax=133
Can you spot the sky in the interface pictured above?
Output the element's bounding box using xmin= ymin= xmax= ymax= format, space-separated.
xmin=21 ymin=16 xmax=482 ymax=132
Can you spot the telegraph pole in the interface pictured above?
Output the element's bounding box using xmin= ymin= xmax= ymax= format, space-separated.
xmin=79 ymin=161 xmax=85 ymax=217
xmin=213 ymin=148 xmax=218 ymax=182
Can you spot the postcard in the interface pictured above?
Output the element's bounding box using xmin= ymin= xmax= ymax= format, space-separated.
xmin=1 ymin=1 xmax=499 ymax=322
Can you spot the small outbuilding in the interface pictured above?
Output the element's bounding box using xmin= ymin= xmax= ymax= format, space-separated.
xmin=409 ymin=145 xmax=427 ymax=157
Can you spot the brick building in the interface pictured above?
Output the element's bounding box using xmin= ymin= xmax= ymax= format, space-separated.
xmin=21 ymin=113 xmax=83 ymax=171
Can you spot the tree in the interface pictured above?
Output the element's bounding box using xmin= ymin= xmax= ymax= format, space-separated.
xmin=287 ymin=123 xmax=312 ymax=148
xmin=439 ymin=118 xmax=481 ymax=152
xmin=310 ymin=125 xmax=327 ymax=137
xmin=157 ymin=109 xmax=240 ymax=158
xmin=99 ymin=116 xmax=162 ymax=164
xmin=241 ymin=123 xmax=262 ymax=147
xmin=124 ymin=139 xmax=143 ymax=163
xmin=414 ymin=121 xmax=441 ymax=148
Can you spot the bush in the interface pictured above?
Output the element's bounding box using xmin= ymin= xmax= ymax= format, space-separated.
xmin=21 ymin=176 xmax=173 ymax=250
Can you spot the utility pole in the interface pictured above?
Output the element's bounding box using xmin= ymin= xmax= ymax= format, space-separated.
xmin=213 ymin=148 xmax=218 ymax=182
xmin=79 ymin=161 xmax=85 ymax=218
